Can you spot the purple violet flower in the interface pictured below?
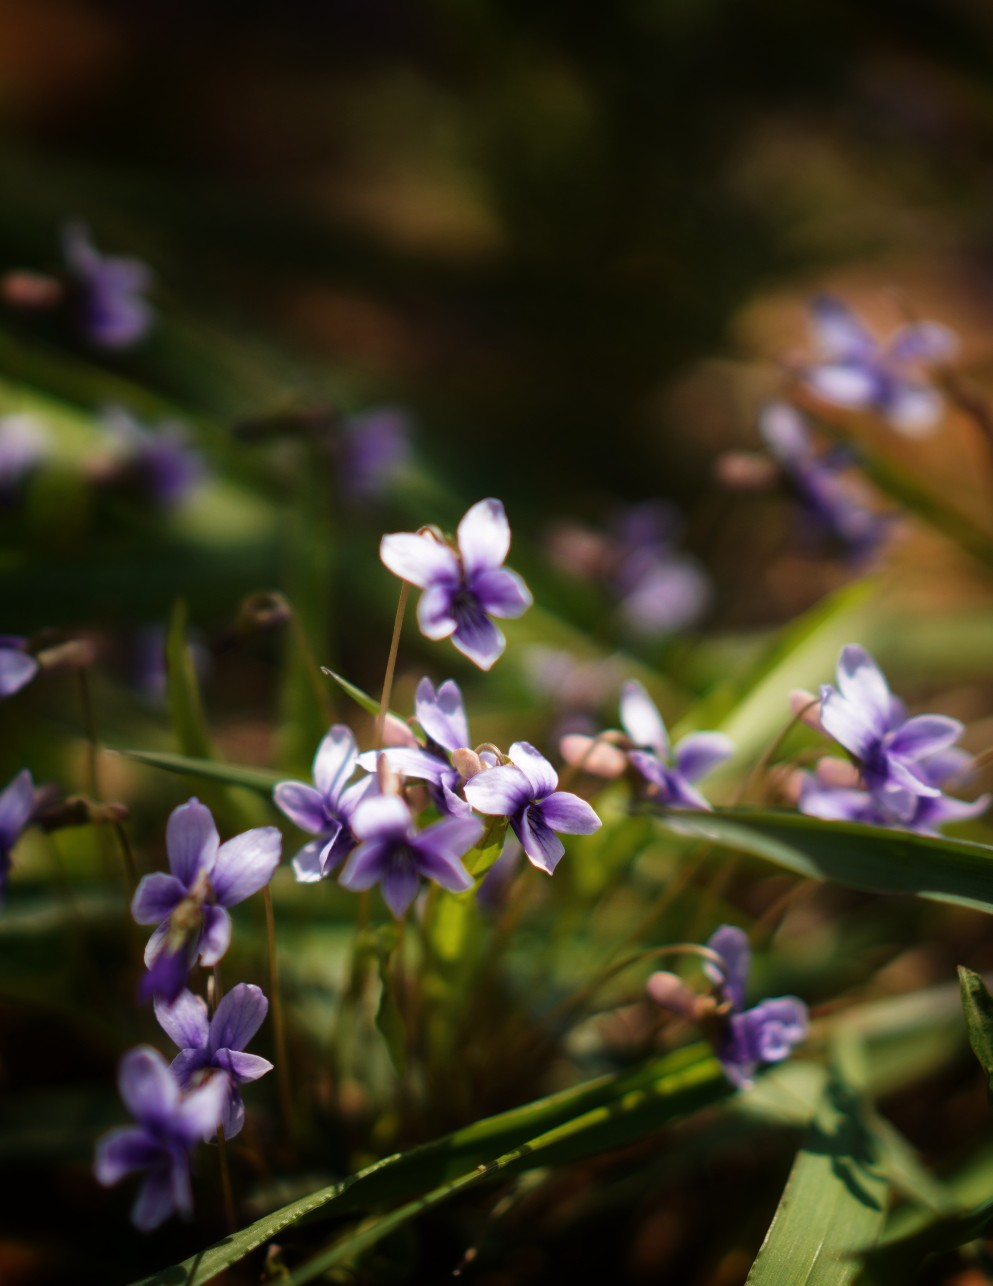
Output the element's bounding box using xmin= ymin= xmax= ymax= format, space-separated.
xmin=621 ymin=680 xmax=734 ymax=811
xmin=462 ymin=741 xmax=602 ymax=875
xmin=803 ymin=295 xmax=956 ymax=436
xmin=131 ymin=798 xmax=281 ymax=1003
xmin=94 ymin=1045 xmax=227 ymax=1231
xmin=647 ymin=925 xmax=808 ymax=1089
xmin=818 ymin=644 xmax=966 ymax=823
xmin=63 ymin=221 xmax=154 ymax=350
xmin=0 ymin=769 xmax=35 ymax=902
xmin=338 ymin=405 xmax=412 ymax=501
xmin=338 ymin=793 xmax=482 ymax=918
xmin=758 ymin=402 xmax=889 ymax=564
xmin=101 ymin=406 xmax=203 ymax=507
xmin=380 ymin=498 xmax=532 ymax=670
xmin=356 ymin=678 xmax=493 ymax=817
xmin=609 ymin=502 xmax=710 ymax=637
xmin=0 ymin=637 xmax=39 ymax=698
xmin=274 ymin=725 xmax=375 ymax=882
xmin=155 ymin=984 xmax=273 ymax=1139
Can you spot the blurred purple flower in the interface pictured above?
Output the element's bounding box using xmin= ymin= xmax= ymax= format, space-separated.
xmin=621 ymin=680 xmax=734 ymax=811
xmin=0 ymin=415 xmax=48 ymax=500
xmin=94 ymin=1046 xmax=226 ymax=1231
xmin=758 ymin=402 xmax=889 ymax=563
xmin=131 ymin=624 xmax=211 ymax=703
xmin=647 ymin=924 xmax=808 ymax=1089
xmin=131 ymin=798 xmax=281 ymax=1003
xmin=155 ymin=984 xmax=273 ymax=1139
xmin=0 ymin=769 xmax=35 ymax=902
xmin=63 ymin=221 xmax=154 ymax=350
xmin=274 ymin=725 xmax=375 ymax=882
xmin=818 ymin=644 xmax=966 ymax=823
xmin=338 ymin=406 xmax=412 ymax=501
xmin=380 ymin=498 xmax=532 ymax=670
xmin=463 ymin=741 xmax=601 ymax=875
xmin=102 ymin=406 xmax=203 ymax=507
xmin=0 ymin=638 xmax=39 ymax=699
xmin=803 ymin=295 xmax=956 ymax=436
xmin=338 ymin=793 xmax=481 ymax=918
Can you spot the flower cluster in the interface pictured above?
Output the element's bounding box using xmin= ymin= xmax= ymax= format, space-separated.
xmin=63 ymin=222 xmax=154 ymax=350
xmin=795 ymin=644 xmax=988 ymax=834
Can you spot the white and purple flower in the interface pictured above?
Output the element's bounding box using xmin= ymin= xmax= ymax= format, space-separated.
xmin=0 ymin=638 xmax=40 ymax=699
xmin=463 ymin=741 xmax=601 ymax=875
xmin=0 ymin=769 xmax=35 ymax=902
xmin=94 ymin=1046 xmax=226 ymax=1231
xmin=621 ymin=680 xmax=734 ymax=811
xmin=155 ymin=984 xmax=273 ymax=1139
xmin=274 ymin=725 xmax=375 ymax=883
xmin=131 ymin=798 xmax=281 ymax=1003
xmin=380 ymin=498 xmax=532 ymax=670
xmin=802 ymin=295 xmax=956 ymax=436
xmin=647 ymin=925 xmax=808 ymax=1089
xmin=338 ymin=793 xmax=482 ymax=918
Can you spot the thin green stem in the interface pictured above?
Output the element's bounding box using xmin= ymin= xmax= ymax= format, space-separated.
xmin=375 ymin=582 xmax=409 ymax=748
xmin=76 ymin=670 xmax=101 ymax=801
xmin=112 ymin=822 xmax=137 ymax=894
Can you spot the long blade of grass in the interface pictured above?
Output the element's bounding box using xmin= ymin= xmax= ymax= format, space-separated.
xmin=112 ymin=749 xmax=282 ymax=794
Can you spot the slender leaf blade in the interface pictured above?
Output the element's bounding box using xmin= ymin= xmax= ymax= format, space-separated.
xmin=958 ymin=965 xmax=993 ymax=1100
xmin=113 ymin=749 xmax=282 ymax=794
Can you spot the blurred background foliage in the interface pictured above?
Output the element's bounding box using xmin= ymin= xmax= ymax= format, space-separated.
xmin=6 ymin=1 xmax=993 ymax=1282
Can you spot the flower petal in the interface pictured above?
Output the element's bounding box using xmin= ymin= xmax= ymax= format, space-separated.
xmin=0 ymin=648 xmax=38 ymax=698
xmin=457 ymin=498 xmax=511 ymax=575
xmin=209 ymin=983 xmax=268 ymax=1056
xmin=357 ymin=745 xmax=451 ymax=785
xmin=273 ymin=782 xmax=327 ymax=834
xmin=198 ymin=905 xmax=232 ymax=967
xmin=350 ymin=794 xmax=411 ymax=843
xmin=809 ymin=295 xmax=876 ymax=360
xmin=674 ymin=732 xmax=735 ymax=783
xmin=154 ymin=989 xmax=209 ymax=1052
xmin=174 ymin=1071 xmax=228 ymax=1143
xmin=451 ymin=609 xmax=505 ymax=670
xmin=835 ymin=643 xmax=892 ymax=728
xmin=538 ymin=792 xmax=602 ymax=835
xmin=131 ymin=1165 xmax=184 ymax=1232
xmin=704 ymin=925 xmax=750 ymax=1012
xmin=0 ymin=769 xmax=34 ymax=847
xmin=211 ymin=827 xmax=281 ymax=906
xmin=469 ymin=568 xmax=532 ymax=620
xmin=291 ymin=838 xmax=329 ymax=883
xmin=338 ymin=840 xmax=390 ymax=891
xmin=118 ymin=1046 xmax=179 ymax=1127
xmin=166 ymin=798 xmax=219 ymax=889
xmin=311 ymin=724 xmax=359 ymax=801
xmin=380 ymin=860 xmax=422 ymax=918
xmin=887 ymin=714 xmax=964 ymax=763
xmin=463 ymin=763 xmax=532 ymax=816
xmin=380 ymin=531 xmax=458 ymax=588
xmin=758 ymin=402 xmax=812 ymax=466
xmin=414 ymin=816 xmax=482 ymax=891
xmin=884 ymin=382 xmax=943 ymax=437
xmin=507 ymin=741 xmax=558 ymax=797
xmin=803 ymin=362 xmax=879 ymax=409
xmin=415 ymin=677 xmax=469 ymax=751
xmin=619 ymin=680 xmax=669 ymax=756
xmin=417 ymin=584 xmax=458 ymax=640
xmin=95 ymin=1127 xmax=159 ymax=1186
xmin=513 ymin=807 xmax=565 ymax=875
xmin=887 ymin=321 xmax=958 ymax=365
xmin=216 ymin=1049 xmax=273 ymax=1084
xmin=130 ymin=873 xmax=186 ymax=926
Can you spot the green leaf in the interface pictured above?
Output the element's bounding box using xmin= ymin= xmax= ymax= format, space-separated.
xmin=165 ymin=598 xmax=215 ymax=761
xmin=112 ymin=749 xmax=282 ymax=795
xmin=958 ymin=965 xmax=993 ymax=1101
xmin=132 ymin=1041 xmax=728 ymax=1285
xmin=321 ymin=668 xmax=389 ymax=722
xmin=661 ymin=808 xmax=993 ymax=916
xmin=374 ymin=927 xmax=407 ymax=1077
xmin=746 ymin=1054 xmax=890 ymax=1284
xmin=464 ymin=816 xmax=508 ymax=883
xmin=855 ymin=1198 xmax=993 ymax=1285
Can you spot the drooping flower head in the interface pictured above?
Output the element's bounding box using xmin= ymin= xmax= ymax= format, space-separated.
xmin=380 ymin=498 xmax=532 ymax=670
xmin=758 ymin=402 xmax=889 ymax=564
xmin=621 ymin=680 xmax=734 ymax=811
xmin=0 ymin=638 xmax=40 ymax=699
xmin=0 ymin=769 xmax=36 ymax=902
xmin=802 ymin=295 xmax=957 ymax=436
xmin=818 ymin=644 xmax=966 ymax=823
xmin=131 ymin=799 xmax=281 ymax=1003
xmin=338 ymin=793 xmax=482 ymax=918
xmin=63 ymin=221 xmax=154 ymax=350
xmin=94 ymin=1046 xmax=226 ymax=1231
xmin=463 ymin=741 xmax=601 ymax=875
xmin=647 ymin=925 xmax=808 ymax=1089
xmin=274 ymin=725 xmax=375 ymax=882
xmin=155 ymin=984 xmax=273 ymax=1139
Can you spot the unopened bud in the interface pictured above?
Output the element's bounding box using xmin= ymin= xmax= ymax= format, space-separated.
xmin=1 ymin=271 xmax=64 ymax=311
xmin=452 ymin=747 xmax=484 ymax=779
xmin=790 ymin=689 xmax=824 ymax=733
xmin=714 ymin=450 xmax=778 ymax=491
xmin=559 ymin=733 xmax=627 ymax=779
xmin=36 ymin=795 xmax=129 ymax=831
xmin=35 ymin=638 xmax=99 ymax=673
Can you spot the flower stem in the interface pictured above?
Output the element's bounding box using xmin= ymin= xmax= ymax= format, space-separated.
xmin=112 ymin=822 xmax=137 ymax=894
xmin=263 ymin=885 xmax=293 ymax=1140
xmin=216 ymin=1126 xmax=236 ymax=1233
xmin=375 ymin=582 xmax=409 ymax=747
xmin=76 ymin=670 xmax=101 ymax=801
